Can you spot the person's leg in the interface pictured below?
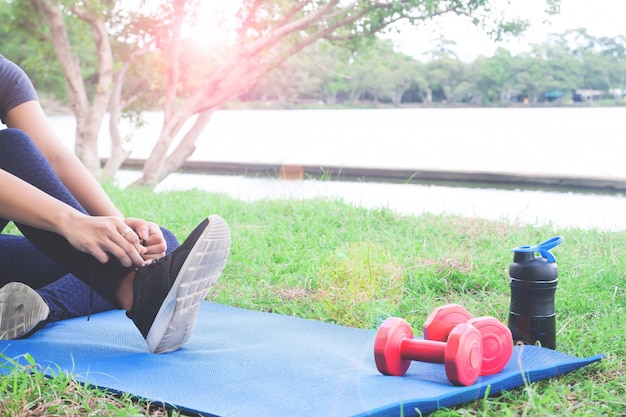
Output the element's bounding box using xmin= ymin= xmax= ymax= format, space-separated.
xmin=125 ymin=215 xmax=230 ymax=353
xmin=37 ymin=227 xmax=180 ymax=321
xmin=0 ymin=128 xmax=132 ymax=339
xmin=0 ymin=129 xmax=231 ymax=353
xmin=0 ymin=234 xmax=67 ymax=288
xmin=0 ymin=233 xmax=116 ymax=320
xmin=1 ymin=214 xmax=230 ymax=353
xmin=0 ymin=128 xmax=129 ymax=304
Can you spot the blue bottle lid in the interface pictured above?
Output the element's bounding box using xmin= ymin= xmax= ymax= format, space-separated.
xmin=511 ymin=236 xmax=563 ymax=263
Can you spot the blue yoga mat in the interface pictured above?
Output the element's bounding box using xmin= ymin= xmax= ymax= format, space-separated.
xmin=0 ymin=302 xmax=602 ymax=416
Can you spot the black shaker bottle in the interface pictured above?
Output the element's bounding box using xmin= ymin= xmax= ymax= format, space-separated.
xmin=508 ymin=236 xmax=562 ymax=350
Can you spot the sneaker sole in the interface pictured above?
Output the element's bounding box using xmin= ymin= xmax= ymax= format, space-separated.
xmin=0 ymin=282 xmax=50 ymax=340
xmin=146 ymin=215 xmax=231 ymax=354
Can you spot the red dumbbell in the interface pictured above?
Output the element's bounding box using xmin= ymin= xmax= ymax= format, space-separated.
xmin=423 ymin=304 xmax=513 ymax=375
xmin=374 ymin=317 xmax=483 ymax=386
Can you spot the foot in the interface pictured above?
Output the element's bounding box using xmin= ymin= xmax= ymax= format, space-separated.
xmin=0 ymin=282 xmax=50 ymax=340
xmin=126 ymin=215 xmax=231 ymax=354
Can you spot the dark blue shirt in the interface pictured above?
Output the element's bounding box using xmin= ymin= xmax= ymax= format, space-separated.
xmin=0 ymin=54 xmax=38 ymax=125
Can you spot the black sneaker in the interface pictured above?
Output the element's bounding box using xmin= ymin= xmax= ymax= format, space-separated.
xmin=127 ymin=215 xmax=230 ymax=354
xmin=0 ymin=282 xmax=50 ymax=340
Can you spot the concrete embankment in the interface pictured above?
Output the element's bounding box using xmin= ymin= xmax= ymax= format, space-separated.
xmin=118 ymin=159 xmax=626 ymax=193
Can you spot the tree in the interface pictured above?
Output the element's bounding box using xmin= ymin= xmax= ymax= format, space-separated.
xmin=246 ymin=50 xmax=325 ymax=105
xmin=11 ymin=0 xmax=561 ymax=186
xmin=357 ymin=39 xmax=421 ymax=105
xmin=514 ymin=55 xmax=547 ymax=104
xmin=30 ymin=0 xmax=113 ymax=174
xmin=424 ymin=57 xmax=468 ymax=103
xmin=312 ymin=42 xmax=355 ymax=104
xmin=472 ymin=49 xmax=517 ymax=104
xmin=0 ymin=2 xmax=67 ymax=101
xmin=567 ymin=29 xmax=626 ymax=96
xmin=132 ymin=0 xmax=561 ymax=186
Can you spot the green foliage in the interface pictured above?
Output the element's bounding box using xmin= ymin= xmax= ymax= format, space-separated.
xmin=3 ymin=1 xmax=606 ymax=115
xmin=0 ymin=353 xmax=174 ymax=415
xmin=0 ymin=0 xmax=66 ymax=99
xmin=316 ymin=241 xmax=405 ymax=327
xmin=238 ymin=24 xmax=626 ymax=107
xmin=243 ymin=27 xmax=626 ymax=106
xmin=0 ymin=0 xmax=102 ymax=102
xmin=5 ymin=0 xmax=564 ymax=113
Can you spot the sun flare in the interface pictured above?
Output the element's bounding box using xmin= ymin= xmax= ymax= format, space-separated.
xmin=180 ymin=2 xmax=240 ymax=51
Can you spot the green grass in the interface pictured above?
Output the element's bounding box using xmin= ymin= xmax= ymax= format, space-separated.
xmin=1 ymin=185 xmax=624 ymax=416
xmin=0 ymin=353 xmax=167 ymax=416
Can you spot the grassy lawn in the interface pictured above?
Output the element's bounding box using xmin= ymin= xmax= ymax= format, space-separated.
xmin=1 ymin=185 xmax=623 ymax=416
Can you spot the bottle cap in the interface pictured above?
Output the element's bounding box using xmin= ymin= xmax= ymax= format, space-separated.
xmin=511 ymin=236 xmax=563 ymax=263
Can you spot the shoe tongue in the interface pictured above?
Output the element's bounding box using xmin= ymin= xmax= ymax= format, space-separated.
xmin=131 ymin=258 xmax=171 ymax=312
xmin=126 ymin=247 xmax=193 ymax=332
xmin=127 ymin=256 xmax=173 ymax=334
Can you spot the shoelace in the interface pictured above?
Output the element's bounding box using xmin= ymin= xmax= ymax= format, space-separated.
xmin=87 ymin=267 xmax=96 ymax=321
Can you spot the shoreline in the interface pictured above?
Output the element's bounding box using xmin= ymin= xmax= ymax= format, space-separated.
xmin=113 ymin=158 xmax=626 ymax=194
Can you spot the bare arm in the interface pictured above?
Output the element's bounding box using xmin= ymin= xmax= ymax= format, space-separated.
xmin=0 ymin=167 xmax=142 ymax=267
xmin=5 ymin=101 xmax=166 ymax=259
xmin=0 ymin=53 xmax=166 ymax=265
xmin=5 ymin=101 xmax=123 ymax=218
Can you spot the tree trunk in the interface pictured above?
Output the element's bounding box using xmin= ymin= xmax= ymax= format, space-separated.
xmin=103 ymin=62 xmax=132 ymax=179
xmin=75 ymin=113 xmax=103 ymax=173
xmin=159 ymin=111 xmax=213 ymax=181
xmin=34 ymin=0 xmax=112 ymax=175
xmin=130 ymin=0 xmax=364 ymax=187
xmin=391 ymin=89 xmax=404 ymax=105
xmin=131 ymin=0 xmax=186 ymax=187
xmin=135 ymin=112 xmax=186 ymax=187
xmin=129 ymin=108 xmax=211 ymax=186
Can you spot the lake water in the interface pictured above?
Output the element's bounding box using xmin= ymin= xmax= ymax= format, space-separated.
xmin=51 ymin=107 xmax=626 ymax=231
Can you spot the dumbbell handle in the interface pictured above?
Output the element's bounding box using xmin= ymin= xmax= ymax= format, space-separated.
xmin=399 ymin=338 xmax=446 ymax=363
xmin=375 ymin=318 xmax=483 ymax=385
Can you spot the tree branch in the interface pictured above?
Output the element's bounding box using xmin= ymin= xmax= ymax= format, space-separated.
xmin=275 ymin=0 xmax=312 ymax=30
xmin=70 ymin=5 xmax=112 ymax=106
xmin=163 ymin=0 xmax=186 ymax=122
xmin=237 ymin=0 xmax=264 ymax=37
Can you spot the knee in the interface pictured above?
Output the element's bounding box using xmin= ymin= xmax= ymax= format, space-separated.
xmin=0 ymin=128 xmax=33 ymax=147
xmin=0 ymin=128 xmax=40 ymax=167
xmin=161 ymin=227 xmax=180 ymax=253
xmin=0 ymin=128 xmax=29 ymax=140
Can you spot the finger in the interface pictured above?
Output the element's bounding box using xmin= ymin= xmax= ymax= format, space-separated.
xmin=142 ymin=251 xmax=166 ymax=261
xmin=125 ymin=218 xmax=150 ymax=242
xmin=109 ymin=234 xmax=145 ymax=268
xmin=107 ymin=246 xmax=134 ymax=267
xmin=144 ymin=223 xmax=163 ymax=245
xmin=142 ymin=223 xmax=167 ymax=254
xmin=142 ymin=238 xmax=166 ymax=258
xmin=147 ymin=222 xmax=163 ymax=237
xmin=119 ymin=225 xmax=149 ymax=257
xmin=143 ymin=236 xmax=167 ymax=253
xmin=89 ymin=247 xmax=111 ymax=264
xmin=120 ymin=226 xmax=135 ymax=243
xmin=126 ymin=245 xmax=145 ymax=267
